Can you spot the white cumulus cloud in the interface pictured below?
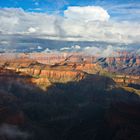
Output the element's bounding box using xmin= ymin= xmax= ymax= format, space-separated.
xmin=64 ymin=6 xmax=110 ymax=22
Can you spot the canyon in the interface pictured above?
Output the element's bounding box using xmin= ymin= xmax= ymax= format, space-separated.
xmin=1 ymin=52 xmax=140 ymax=87
xmin=0 ymin=52 xmax=140 ymax=140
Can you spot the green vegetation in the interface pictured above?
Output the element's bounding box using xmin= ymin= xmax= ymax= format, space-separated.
xmin=32 ymin=75 xmax=40 ymax=79
xmin=100 ymin=71 xmax=117 ymax=78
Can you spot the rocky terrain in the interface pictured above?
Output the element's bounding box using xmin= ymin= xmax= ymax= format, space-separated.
xmin=0 ymin=53 xmax=140 ymax=140
xmin=1 ymin=52 xmax=140 ymax=87
xmin=1 ymin=51 xmax=140 ymax=74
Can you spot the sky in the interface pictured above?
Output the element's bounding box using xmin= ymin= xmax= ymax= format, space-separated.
xmin=0 ymin=0 xmax=140 ymax=52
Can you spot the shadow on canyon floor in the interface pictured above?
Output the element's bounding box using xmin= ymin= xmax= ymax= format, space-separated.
xmin=128 ymin=83 xmax=140 ymax=90
xmin=0 ymin=69 xmax=140 ymax=140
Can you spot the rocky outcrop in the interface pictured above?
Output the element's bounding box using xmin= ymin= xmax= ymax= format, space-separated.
xmin=0 ymin=61 xmax=87 ymax=90
xmin=75 ymin=63 xmax=103 ymax=74
xmin=40 ymin=70 xmax=85 ymax=82
xmin=1 ymin=58 xmax=140 ymax=87
xmin=112 ymin=75 xmax=140 ymax=85
xmin=136 ymin=56 xmax=140 ymax=65
xmin=1 ymin=52 xmax=140 ymax=89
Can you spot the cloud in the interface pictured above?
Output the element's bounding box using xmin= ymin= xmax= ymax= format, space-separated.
xmin=60 ymin=47 xmax=71 ymax=51
xmin=37 ymin=45 xmax=42 ymax=49
xmin=71 ymin=45 xmax=81 ymax=49
xmin=58 ymin=45 xmax=125 ymax=57
xmin=0 ymin=8 xmax=57 ymax=35
xmin=64 ymin=6 xmax=110 ymax=22
xmin=82 ymin=45 xmax=132 ymax=57
xmin=0 ymin=6 xmax=140 ymax=51
xmin=28 ymin=27 xmax=37 ymax=33
xmin=0 ymin=124 xmax=29 ymax=139
xmin=107 ymin=3 xmax=140 ymax=21
xmin=136 ymin=48 xmax=140 ymax=55
xmin=43 ymin=48 xmax=52 ymax=52
xmin=83 ymin=45 xmax=115 ymax=57
xmin=40 ymin=44 xmax=115 ymax=57
xmin=60 ymin=45 xmax=81 ymax=51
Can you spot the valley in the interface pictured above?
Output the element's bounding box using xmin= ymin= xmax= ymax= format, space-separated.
xmin=0 ymin=52 xmax=140 ymax=140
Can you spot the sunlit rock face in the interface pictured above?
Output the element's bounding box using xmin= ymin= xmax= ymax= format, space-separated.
xmin=136 ymin=56 xmax=140 ymax=65
xmin=1 ymin=52 xmax=140 ymax=88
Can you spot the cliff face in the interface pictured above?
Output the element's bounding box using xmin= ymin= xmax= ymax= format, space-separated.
xmin=1 ymin=50 xmax=140 ymax=91
xmin=1 ymin=52 xmax=140 ymax=77
xmin=33 ymin=54 xmax=140 ymax=66
xmin=15 ymin=67 xmax=86 ymax=83
xmin=112 ymin=75 xmax=140 ymax=85
xmin=75 ymin=63 xmax=103 ymax=74
xmin=1 ymin=58 xmax=140 ymax=88
xmin=136 ymin=56 xmax=140 ymax=65
xmin=1 ymin=61 xmax=88 ymax=90
xmin=31 ymin=70 xmax=86 ymax=90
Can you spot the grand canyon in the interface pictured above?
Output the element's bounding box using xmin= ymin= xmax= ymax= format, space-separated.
xmin=0 ymin=0 xmax=140 ymax=140
xmin=0 ymin=51 xmax=140 ymax=140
